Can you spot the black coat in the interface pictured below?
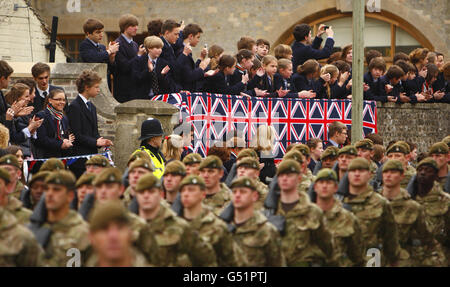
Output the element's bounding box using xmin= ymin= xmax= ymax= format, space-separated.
xmin=292 ymin=36 xmax=334 ymax=72
xmin=176 ymin=53 xmax=204 ymax=92
xmin=0 ymin=90 xmax=7 ymax=125
xmin=66 ymin=95 xmax=99 ymax=156
xmin=79 ymin=38 xmax=109 ymax=63
xmin=131 ymin=55 xmax=175 ymax=99
xmin=203 ymin=71 xmax=246 ymax=95
xmin=113 ymin=35 xmax=139 ymax=103
xmin=33 ymin=109 xmax=72 ymax=158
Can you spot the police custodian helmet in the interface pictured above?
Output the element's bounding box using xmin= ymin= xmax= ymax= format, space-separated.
xmin=138 ymin=118 xmax=165 ymax=141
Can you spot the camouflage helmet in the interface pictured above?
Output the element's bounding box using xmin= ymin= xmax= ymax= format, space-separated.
xmin=164 ymin=160 xmax=186 ymax=176
xmin=76 ymin=172 xmax=96 ymax=188
xmin=320 ymin=146 xmax=339 ymax=161
xmin=199 ymin=155 xmax=223 ymax=170
xmin=40 ymin=158 xmax=65 ymax=172
xmin=382 ymin=159 xmax=404 ymax=173
xmin=179 ymin=175 xmax=206 ymax=190
xmin=136 ymin=173 xmax=162 ymax=192
xmin=348 ymin=157 xmax=371 ymax=171
xmin=85 ymin=155 xmax=111 ymax=168
xmin=428 ymin=142 xmax=449 ymax=155
xmin=0 ymin=154 xmax=21 ymax=169
xmin=92 ymin=167 xmax=122 ymax=186
xmin=283 ymin=150 xmax=304 ymax=165
xmin=314 ymin=168 xmax=338 ymax=183
xmin=416 ymin=157 xmax=439 ymax=172
xmin=182 ymin=153 xmax=203 ymax=166
xmin=294 ymin=144 xmax=310 ymax=157
xmin=355 ymin=139 xmax=374 ymax=150
xmin=386 ymin=143 xmax=408 ymax=155
xmin=230 ymin=176 xmax=257 ymax=190
xmin=395 ymin=141 xmax=411 ymax=154
xmin=89 ymin=200 xmax=130 ymax=231
xmin=236 ymin=157 xmax=260 ymax=170
xmin=236 ymin=148 xmax=258 ymax=161
xmin=338 ymin=145 xmax=357 ymax=156
xmin=129 ymin=158 xmax=154 ymax=173
xmin=45 ymin=170 xmax=77 ymax=190
xmin=277 ymin=159 xmax=301 ymax=175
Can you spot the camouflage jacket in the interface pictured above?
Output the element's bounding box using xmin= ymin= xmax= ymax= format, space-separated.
xmin=136 ymin=202 xmax=218 ymax=267
xmin=231 ymin=210 xmax=286 ymax=267
xmin=255 ymin=179 xmax=268 ymax=211
xmin=122 ymin=186 xmax=133 ymax=208
xmin=275 ymin=199 xmax=334 ymax=266
xmin=0 ymin=207 xmax=44 ymax=266
xmin=188 ymin=205 xmax=244 ymax=267
xmin=414 ymin=182 xmax=450 ymax=250
xmin=10 ymin=181 xmax=27 ymax=200
xmin=41 ymin=210 xmax=90 ymax=267
xmin=387 ymin=188 xmax=445 ymax=266
xmin=401 ymin=165 xmax=416 ymax=189
xmin=84 ymin=247 xmax=151 ymax=267
xmin=203 ymin=183 xmax=231 ymax=216
xmin=323 ymin=200 xmax=365 ymax=267
xmin=6 ymin=195 xmax=32 ymax=225
xmin=343 ymin=185 xmax=401 ymax=265
xmin=299 ymin=169 xmax=313 ymax=194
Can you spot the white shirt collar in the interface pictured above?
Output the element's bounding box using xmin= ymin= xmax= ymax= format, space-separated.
xmin=78 ymin=94 xmax=89 ymax=105
xmin=121 ymin=33 xmax=133 ymax=44
xmin=329 ymin=139 xmax=339 ymax=147
xmin=148 ymin=54 xmax=157 ymax=63
xmin=36 ymin=86 xmax=49 ymax=98
xmin=87 ymin=38 xmax=99 ymax=47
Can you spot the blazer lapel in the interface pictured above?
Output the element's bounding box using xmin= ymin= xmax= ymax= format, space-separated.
xmin=77 ymin=96 xmax=94 ymax=123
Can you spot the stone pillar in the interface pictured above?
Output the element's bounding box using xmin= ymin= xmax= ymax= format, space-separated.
xmin=113 ymin=100 xmax=179 ymax=171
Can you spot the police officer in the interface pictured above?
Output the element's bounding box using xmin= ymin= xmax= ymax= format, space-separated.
xmin=135 ymin=118 xmax=166 ymax=179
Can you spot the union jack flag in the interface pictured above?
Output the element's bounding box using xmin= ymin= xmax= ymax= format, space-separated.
xmin=151 ymin=92 xmax=377 ymax=160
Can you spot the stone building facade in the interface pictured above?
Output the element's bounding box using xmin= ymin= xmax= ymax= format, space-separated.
xmin=30 ymin=0 xmax=449 ymax=62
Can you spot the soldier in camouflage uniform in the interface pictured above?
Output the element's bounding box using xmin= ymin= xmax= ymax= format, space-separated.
xmin=282 ymin=150 xmax=309 ymax=199
xmin=85 ymin=201 xmax=150 ymax=267
xmin=122 ymin=158 xmax=154 ymax=207
xmin=271 ymin=159 xmax=334 ymax=267
xmin=133 ymin=172 xmax=218 ymax=267
xmin=75 ymin=172 xmax=96 ymax=210
xmin=177 ymin=175 xmax=245 ymax=266
xmin=312 ymin=168 xmax=365 ymax=267
xmin=39 ymin=158 xmax=65 ymax=172
xmin=355 ymin=139 xmax=378 ymax=177
xmin=0 ymin=168 xmax=44 ymax=266
xmin=0 ymin=155 xmax=28 ymax=201
xmin=336 ymin=145 xmax=358 ymax=181
xmin=20 ymin=171 xmax=50 ymax=210
xmin=292 ymin=144 xmax=315 ymax=192
xmin=163 ymin=160 xmax=186 ymax=205
xmin=319 ymin=146 xmax=339 ymax=170
xmin=428 ymin=142 xmax=449 ymax=192
xmin=236 ymin=157 xmax=267 ymax=210
xmin=80 ymin=167 xmax=147 ymax=243
xmin=199 ymin=156 xmax=231 ymax=216
xmin=343 ymin=157 xmax=401 ymax=266
xmin=38 ymin=170 xmax=90 ymax=267
xmin=182 ymin=153 xmax=203 ymax=176
xmin=0 ymin=157 xmax=32 ymax=225
xmin=386 ymin=143 xmax=416 ymax=189
xmin=409 ymin=158 xmax=450 ymax=266
xmin=381 ymin=159 xmax=445 ymax=266
xmin=228 ymin=176 xmax=286 ymax=266
xmin=85 ymin=154 xmax=111 ymax=175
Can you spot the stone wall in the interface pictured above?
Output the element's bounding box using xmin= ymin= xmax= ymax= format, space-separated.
xmin=376 ymin=102 xmax=450 ymax=153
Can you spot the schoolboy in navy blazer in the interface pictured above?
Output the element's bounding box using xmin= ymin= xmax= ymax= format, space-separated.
xmin=160 ymin=20 xmax=183 ymax=88
xmin=291 ymin=24 xmax=335 ymax=72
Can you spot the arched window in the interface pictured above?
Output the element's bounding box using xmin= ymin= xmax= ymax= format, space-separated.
xmin=277 ymin=10 xmax=433 ymax=64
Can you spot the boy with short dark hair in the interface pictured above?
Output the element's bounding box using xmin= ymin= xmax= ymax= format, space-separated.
xmin=31 ymin=62 xmax=64 ymax=113
xmin=176 ymin=24 xmax=214 ymax=92
xmin=255 ymin=39 xmax=270 ymax=61
xmin=113 ymin=14 xmax=146 ymax=103
xmin=378 ymin=65 xmax=405 ymax=103
xmin=364 ymin=57 xmax=386 ymax=100
xmin=291 ymin=23 xmax=334 ymax=72
xmin=237 ymin=37 xmax=257 ymax=54
xmin=160 ymin=20 xmax=182 ymax=82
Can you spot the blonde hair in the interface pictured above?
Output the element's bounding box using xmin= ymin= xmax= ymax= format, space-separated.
xmin=277 ymin=59 xmax=292 ymax=70
xmin=144 ymin=36 xmax=163 ymax=50
xmin=162 ymin=134 xmax=184 ymax=161
xmin=208 ymin=45 xmax=224 ymax=70
xmin=250 ymin=125 xmax=276 ymax=152
xmin=0 ymin=123 xmax=9 ymax=149
xmin=320 ymin=64 xmax=339 ymax=99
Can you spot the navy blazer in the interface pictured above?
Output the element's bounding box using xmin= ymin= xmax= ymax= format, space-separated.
xmin=203 ymin=71 xmax=246 ymax=95
xmin=33 ymin=85 xmax=65 ymax=114
xmin=292 ymin=36 xmax=335 ymax=72
xmin=131 ymin=55 xmax=175 ymax=99
xmin=364 ymin=72 xmax=383 ymax=101
xmin=33 ymin=109 xmax=71 ymax=158
xmin=66 ymin=95 xmax=99 ymax=156
xmin=253 ymin=74 xmax=279 ymax=97
xmin=0 ymin=90 xmax=7 ymax=125
xmin=176 ymin=53 xmax=205 ymax=92
xmin=273 ymin=73 xmax=300 ymax=98
xmin=113 ymin=35 xmax=139 ymax=103
xmin=160 ymin=37 xmax=181 ymax=86
xmin=292 ymin=73 xmax=318 ymax=92
xmin=79 ymin=38 xmax=109 ymax=63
